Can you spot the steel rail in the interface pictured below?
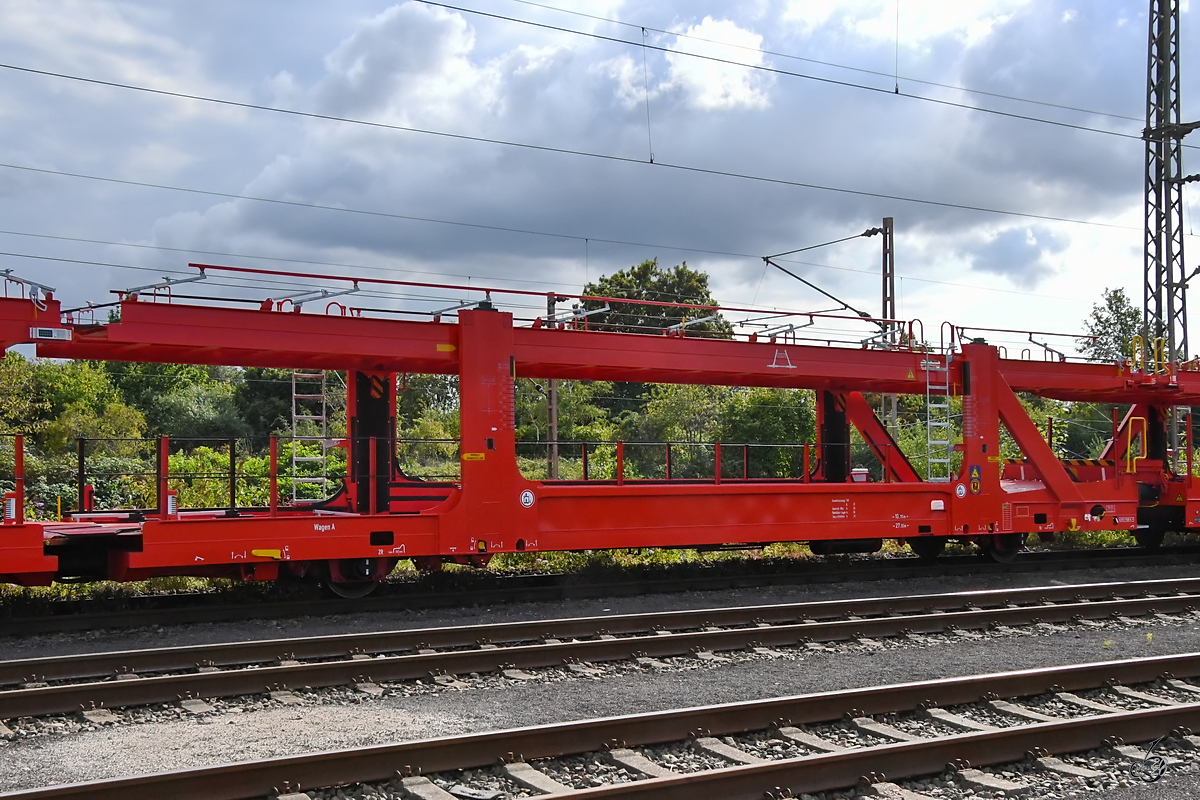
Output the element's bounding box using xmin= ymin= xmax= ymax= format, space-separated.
xmin=1 ymin=589 xmax=1198 ymax=719
xmin=3 ymin=545 xmax=1197 ymax=636
xmin=552 ymin=707 xmax=1200 ymax=799
xmin=2 ymin=576 xmax=1198 ymax=687
xmin=3 ymin=653 xmax=1200 ymax=799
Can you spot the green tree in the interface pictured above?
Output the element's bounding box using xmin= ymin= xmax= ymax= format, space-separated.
xmin=582 ymin=259 xmax=732 ymax=338
xmin=151 ymin=381 xmax=251 ymax=441
xmin=583 ymin=259 xmax=732 ymax=417
xmin=398 ymin=374 xmax=458 ymax=430
xmin=43 ymin=401 xmax=146 ymax=456
xmin=34 ymin=359 xmax=120 ymax=419
xmin=103 ymin=362 xmax=212 ymax=418
xmin=718 ymin=387 xmax=815 ymax=478
xmin=0 ymin=352 xmax=48 ymax=434
xmin=1081 ymin=288 xmax=1140 ymax=362
xmin=233 ymin=367 xmax=296 ymax=445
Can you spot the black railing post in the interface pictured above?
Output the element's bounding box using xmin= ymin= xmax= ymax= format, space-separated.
xmin=76 ymin=437 xmax=86 ymax=513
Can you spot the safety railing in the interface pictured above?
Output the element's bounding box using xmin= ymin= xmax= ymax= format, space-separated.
xmin=947 ymin=323 xmax=1098 ymax=362
xmin=515 ymin=440 xmax=913 ymax=484
xmin=396 ymin=438 xmax=461 ymax=482
xmin=106 ymin=263 xmax=930 ymax=352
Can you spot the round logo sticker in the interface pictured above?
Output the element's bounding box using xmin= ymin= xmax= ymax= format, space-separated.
xmin=519 ymin=489 xmax=535 ymax=508
xmin=955 ymin=483 xmax=967 ymax=499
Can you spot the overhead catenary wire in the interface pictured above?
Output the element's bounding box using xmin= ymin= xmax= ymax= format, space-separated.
xmin=502 ymin=0 xmax=1145 ymax=124
xmin=410 ymin=1 xmax=1186 ymax=147
xmin=0 ymin=226 xmax=1103 ymax=304
xmin=0 ymin=55 xmax=1187 ymax=240
xmin=0 ymin=152 xmax=1160 ymax=238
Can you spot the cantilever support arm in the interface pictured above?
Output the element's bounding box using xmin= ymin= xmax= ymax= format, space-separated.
xmin=996 ymin=377 xmax=1084 ymax=503
xmin=841 ymin=392 xmax=921 ymax=482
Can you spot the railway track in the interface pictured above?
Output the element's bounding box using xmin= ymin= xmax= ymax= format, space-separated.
xmin=3 ymin=545 xmax=1199 ymax=637
xmin=5 ymin=653 xmax=1200 ymax=799
xmin=2 ymin=577 xmax=1199 ymax=722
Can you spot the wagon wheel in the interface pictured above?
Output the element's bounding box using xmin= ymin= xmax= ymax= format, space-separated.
xmin=325 ymin=579 xmax=380 ymax=599
xmin=982 ymin=532 xmax=1027 ymax=564
xmin=324 ymin=557 xmax=388 ymax=599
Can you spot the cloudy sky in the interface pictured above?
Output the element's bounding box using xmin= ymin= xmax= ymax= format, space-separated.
xmin=2 ymin=0 xmax=1198 ymax=357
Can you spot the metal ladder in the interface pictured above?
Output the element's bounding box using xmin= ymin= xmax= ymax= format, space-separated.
xmin=291 ymin=370 xmax=329 ymax=502
xmin=924 ymin=350 xmax=954 ymax=482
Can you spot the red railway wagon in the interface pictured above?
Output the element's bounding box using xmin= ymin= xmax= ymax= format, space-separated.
xmin=2 ymin=266 xmax=1198 ymax=595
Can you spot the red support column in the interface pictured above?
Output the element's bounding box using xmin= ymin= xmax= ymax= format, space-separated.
xmin=616 ymin=442 xmax=624 ymax=485
xmin=714 ymin=442 xmax=722 ymax=485
xmin=803 ymin=444 xmax=811 ymax=483
xmin=665 ymin=442 xmax=671 ymax=480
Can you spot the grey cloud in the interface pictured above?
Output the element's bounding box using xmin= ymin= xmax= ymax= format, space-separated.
xmin=314 ymin=3 xmax=475 ymax=117
xmin=969 ymin=225 xmax=1070 ymax=286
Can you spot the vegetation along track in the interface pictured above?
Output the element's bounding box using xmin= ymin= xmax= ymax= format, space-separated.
xmin=3 ymin=577 xmax=1200 ymax=721
xmin=4 ymin=544 xmax=1199 ymax=636
xmin=5 ymin=653 xmax=1200 ymax=799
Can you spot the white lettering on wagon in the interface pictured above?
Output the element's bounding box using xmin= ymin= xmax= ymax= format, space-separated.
xmin=313 ymin=522 xmax=337 ymax=532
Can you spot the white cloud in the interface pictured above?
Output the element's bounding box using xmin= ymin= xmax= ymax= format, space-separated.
xmin=314 ymin=3 xmax=492 ymax=124
xmin=782 ymin=0 xmax=1032 ymax=48
xmin=664 ymin=17 xmax=772 ymax=110
xmin=0 ymin=0 xmax=217 ymax=99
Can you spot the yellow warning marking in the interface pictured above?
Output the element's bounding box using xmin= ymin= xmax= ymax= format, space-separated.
xmin=251 ymin=549 xmax=282 ymax=559
xmin=1177 ymin=494 xmax=1186 ymax=503
xmin=462 ymin=452 xmax=486 ymax=461
xmin=906 ymin=369 xmax=915 ymax=380
xmin=437 ymin=343 xmax=457 ymax=352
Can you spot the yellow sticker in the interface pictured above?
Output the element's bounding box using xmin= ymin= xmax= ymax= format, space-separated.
xmin=437 ymin=343 xmax=457 ymax=352
xmin=906 ymin=369 xmax=915 ymax=380
xmin=251 ymin=549 xmax=282 ymax=559
xmin=462 ymin=452 xmax=486 ymax=461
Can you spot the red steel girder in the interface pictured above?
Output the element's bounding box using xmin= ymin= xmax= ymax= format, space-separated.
xmin=28 ymin=297 xmax=1200 ymax=404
